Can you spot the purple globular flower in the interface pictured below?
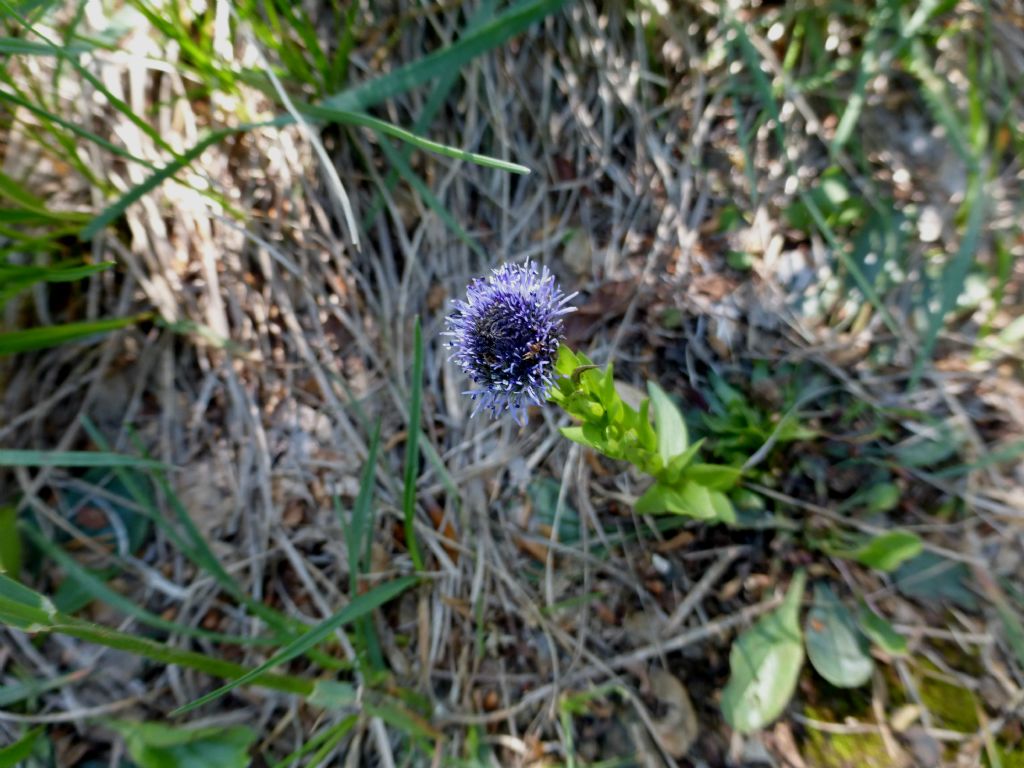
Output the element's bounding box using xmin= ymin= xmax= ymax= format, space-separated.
xmin=444 ymin=261 xmax=577 ymax=424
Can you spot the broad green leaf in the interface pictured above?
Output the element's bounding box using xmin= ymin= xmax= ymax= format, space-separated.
xmin=683 ymin=463 xmax=742 ymax=491
xmin=555 ymin=344 xmax=580 ymax=377
xmin=721 ymin=570 xmax=806 ymax=733
xmin=891 ymin=436 xmax=959 ymax=468
xmin=835 ymin=531 xmax=923 ymax=572
xmin=111 ymin=721 xmax=256 ymax=768
xmin=894 ymin=552 xmax=976 ymax=609
xmin=805 ymin=585 xmax=874 ymax=688
xmin=0 ymin=727 xmax=44 ymax=768
xmin=560 ymin=426 xmax=593 ymax=448
xmin=647 ymin=381 xmax=688 ymax=464
xmin=709 ymin=490 xmax=737 ymax=525
xmin=171 ymin=575 xmax=418 ymax=715
xmin=635 ymin=482 xmax=717 ymax=520
xmin=0 ymin=505 xmax=20 ymax=577
xmin=858 ymin=605 xmax=908 ymax=657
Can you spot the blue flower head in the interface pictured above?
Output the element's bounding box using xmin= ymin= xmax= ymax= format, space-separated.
xmin=444 ymin=261 xmax=577 ymax=424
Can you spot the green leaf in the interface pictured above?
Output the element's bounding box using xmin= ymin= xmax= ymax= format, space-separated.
xmin=111 ymin=721 xmax=256 ymax=768
xmin=635 ymin=482 xmax=718 ymax=520
xmin=555 ymin=344 xmax=580 ymax=377
xmin=559 ymin=425 xmax=595 ymax=448
xmin=835 ymin=530 xmax=923 ymax=572
xmin=308 ymin=680 xmax=358 ymax=710
xmin=647 ymin=381 xmax=688 ymax=465
xmin=0 ymin=313 xmax=147 ymax=355
xmin=804 ymin=585 xmax=874 ymax=688
xmin=0 ymin=505 xmax=20 ymax=577
xmin=893 ymin=552 xmax=976 ymax=609
xmin=709 ymin=490 xmax=737 ymax=525
xmin=858 ymin=604 xmax=908 ymax=657
xmin=0 ymin=726 xmax=44 ymax=768
xmin=171 ymin=575 xmax=417 ymax=715
xmin=721 ymin=570 xmax=806 ymax=733
xmin=661 ymin=439 xmax=704 ymax=482
xmin=863 ymin=482 xmax=902 ymax=513
xmin=682 ymin=463 xmax=742 ymax=491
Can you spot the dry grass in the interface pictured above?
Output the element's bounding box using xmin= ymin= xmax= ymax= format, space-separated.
xmin=2 ymin=1 xmax=1023 ymax=766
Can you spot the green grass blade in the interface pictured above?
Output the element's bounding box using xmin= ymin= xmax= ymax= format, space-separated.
xmin=0 ymin=668 xmax=88 ymax=707
xmin=0 ymin=313 xmax=148 ymax=355
xmin=0 ymin=449 xmax=163 ymax=469
xmin=321 ymin=0 xmax=568 ymax=112
xmin=402 ymin=318 xmax=425 ymax=572
xmin=171 ymin=575 xmax=418 ymax=715
xmin=0 ymin=36 xmax=93 ymax=55
xmin=300 ymin=104 xmax=529 ymax=174
xmin=343 ymin=418 xmax=384 ymax=669
xmin=0 ymin=726 xmax=44 ymax=768
xmin=375 ymin=137 xmax=486 ymax=259
xmin=269 ymin=715 xmax=358 ymax=768
xmin=21 ymin=525 xmax=279 ymax=647
xmin=361 ymin=0 xmax=498 ymax=228
xmin=832 ymin=0 xmax=894 ymax=153
xmin=0 ymin=575 xmax=310 ymax=693
xmin=81 ymin=118 xmax=285 ymax=240
xmin=913 ymin=171 xmax=986 ymax=383
xmin=80 ymin=129 xmax=231 ymax=240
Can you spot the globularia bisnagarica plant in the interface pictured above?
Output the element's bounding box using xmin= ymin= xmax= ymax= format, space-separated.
xmin=444 ymin=260 xmax=741 ymax=524
xmin=443 ymin=260 xmax=922 ymax=735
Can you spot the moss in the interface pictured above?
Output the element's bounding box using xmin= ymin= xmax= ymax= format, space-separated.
xmin=801 ymin=707 xmax=894 ymax=768
xmin=916 ymin=662 xmax=980 ymax=733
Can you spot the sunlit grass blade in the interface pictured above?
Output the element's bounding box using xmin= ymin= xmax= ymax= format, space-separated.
xmin=0 ymin=313 xmax=149 ymax=355
xmin=171 ymin=575 xmax=418 ymax=715
xmin=81 ymin=118 xmax=285 ymax=240
xmin=80 ymin=129 xmax=230 ymax=240
xmin=301 ymin=104 xmax=530 ymax=174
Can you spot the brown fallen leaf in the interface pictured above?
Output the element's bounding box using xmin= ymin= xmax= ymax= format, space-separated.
xmin=649 ymin=668 xmax=698 ymax=758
